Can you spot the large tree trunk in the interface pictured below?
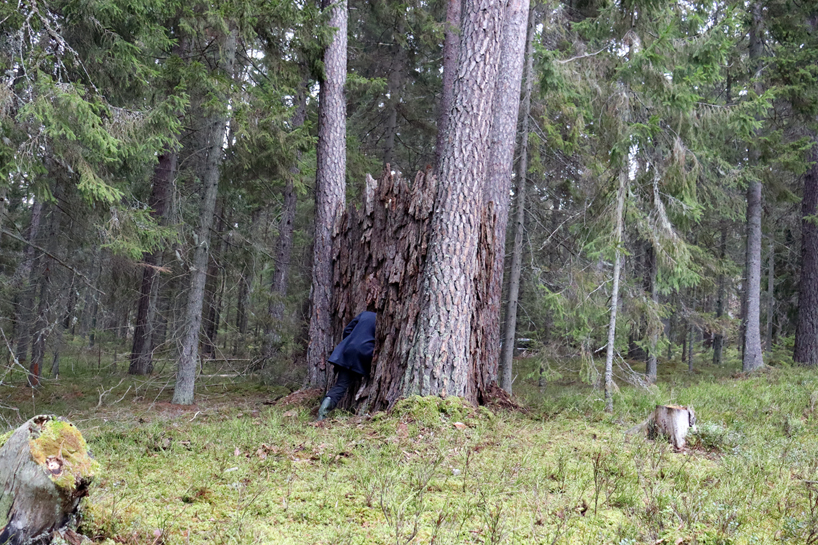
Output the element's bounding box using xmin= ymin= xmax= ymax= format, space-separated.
xmin=0 ymin=415 xmax=95 ymax=544
xmin=499 ymin=7 xmax=535 ymax=394
xmin=742 ymin=2 xmax=764 ymax=372
xmin=130 ymin=151 xmax=176 ymax=375
xmin=434 ymin=0 xmax=462 ymax=169
xmin=306 ymin=0 xmax=347 ymax=389
xmin=480 ymin=0 xmax=531 ymax=387
xmin=331 ymin=170 xmax=437 ymax=411
xmin=173 ymin=29 xmax=237 ymax=405
xmin=795 ymin=137 xmax=818 ymax=365
xmin=403 ymin=0 xmax=506 ymax=403
xmin=604 ymin=170 xmax=627 ymax=413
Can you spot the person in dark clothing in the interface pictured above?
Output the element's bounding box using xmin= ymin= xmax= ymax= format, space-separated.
xmin=318 ymin=311 xmax=376 ymax=420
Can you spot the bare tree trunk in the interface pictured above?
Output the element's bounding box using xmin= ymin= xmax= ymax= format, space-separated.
xmin=403 ymin=0 xmax=505 ymax=402
xmin=130 ymin=151 xmax=176 ymax=375
xmin=481 ymin=0 xmax=531 ymax=387
xmin=306 ymin=0 xmax=347 ymax=389
xmin=605 ymin=170 xmax=627 ymax=413
xmin=202 ymin=207 xmax=226 ymax=358
xmin=499 ymin=7 xmax=535 ymax=394
xmin=742 ymin=2 xmax=764 ymax=372
xmin=795 ymin=136 xmax=818 ymax=365
xmin=173 ymin=28 xmax=237 ymax=405
xmin=435 ymin=0 xmax=462 ymax=169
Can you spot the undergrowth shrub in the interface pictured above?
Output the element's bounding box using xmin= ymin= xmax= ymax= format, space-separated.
xmin=688 ymin=422 xmax=742 ymax=452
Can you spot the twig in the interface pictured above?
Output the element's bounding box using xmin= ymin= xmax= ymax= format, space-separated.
xmin=97 ymin=377 xmax=127 ymax=408
xmin=555 ymin=47 xmax=608 ymax=64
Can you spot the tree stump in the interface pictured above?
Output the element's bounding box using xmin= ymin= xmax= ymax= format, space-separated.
xmin=647 ymin=405 xmax=696 ymax=451
xmin=0 ymin=415 xmax=97 ymax=544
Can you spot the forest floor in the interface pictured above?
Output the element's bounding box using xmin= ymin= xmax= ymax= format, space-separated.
xmin=0 ymin=340 xmax=816 ymax=544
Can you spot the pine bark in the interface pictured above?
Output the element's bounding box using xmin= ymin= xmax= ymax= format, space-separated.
xmin=481 ymin=0 xmax=531 ymax=387
xmin=795 ymin=137 xmax=818 ymax=365
xmin=130 ymin=151 xmax=176 ymax=375
xmin=403 ymin=0 xmax=506 ymax=402
xmin=173 ymin=29 xmax=237 ymax=405
xmin=435 ymin=0 xmax=463 ymax=168
xmin=306 ymin=0 xmax=347 ymax=389
xmin=742 ymin=2 xmax=764 ymax=372
xmin=605 ymin=170 xmax=627 ymax=413
xmin=499 ymin=7 xmax=535 ymax=394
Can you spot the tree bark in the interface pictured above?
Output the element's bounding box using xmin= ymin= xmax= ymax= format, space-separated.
xmin=795 ymin=136 xmax=818 ymax=365
xmin=130 ymin=151 xmax=176 ymax=375
xmin=434 ymin=0 xmax=463 ymax=169
xmin=173 ymin=28 xmax=237 ymax=405
xmin=403 ymin=0 xmax=506 ymax=402
xmin=647 ymin=405 xmax=696 ymax=451
xmin=481 ymin=0 xmax=531 ymax=388
xmin=742 ymin=2 xmax=764 ymax=372
xmin=499 ymin=7 xmax=535 ymax=394
xmin=0 ymin=415 xmax=95 ymax=544
xmin=604 ymin=169 xmax=627 ymax=413
xmin=306 ymin=0 xmax=347 ymax=389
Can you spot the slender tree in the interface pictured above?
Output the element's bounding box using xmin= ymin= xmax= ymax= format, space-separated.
xmin=306 ymin=0 xmax=348 ymax=389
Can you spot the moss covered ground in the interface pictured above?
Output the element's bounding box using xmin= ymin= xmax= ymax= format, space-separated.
xmin=0 ymin=343 xmax=816 ymax=544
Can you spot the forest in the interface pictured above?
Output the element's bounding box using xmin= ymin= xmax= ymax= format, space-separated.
xmin=1 ymin=0 xmax=818 ymax=543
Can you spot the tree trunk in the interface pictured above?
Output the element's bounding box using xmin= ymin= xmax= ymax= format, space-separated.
xmin=742 ymin=2 xmax=764 ymax=372
xmin=13 ymin=200 xmax=44 ymax=368
xmin=647 ymin=405 xmax=696 ymax=451
xmin=645 ymin=244 xmax=658 ymax=382
xmin=604 ymin=169 xmax=627 ymax=413
xmin=130 ymin=151 xmax=176 ymax=375
xmin=404 ymin=0 xmax=506 ymax=403
xmin=713 ymin=222 xmax=727 ymax=365
xmin=0 ymin=415 xmax=95 ymax=544
xmin=481 ymin=0 xmax=531 ymax=387
xmin=795 ymin=136 xmax=818 ymax=365
xmin=173 ymin=28 xmax=237 ymax=405
xmin=435 ymin=0 xmax=463 ymax=169
xmin=306 ymin=0 xmax=347 ymax=389
xmin=499 ymin=7 xmax=535 ymax=394
xmin=765 ymin=235 xmax=774 ymax=353
xmin=202 ymin=207 xmax=226 ymax=358
xmin=264 ymin=83 xmax=307 ymax=361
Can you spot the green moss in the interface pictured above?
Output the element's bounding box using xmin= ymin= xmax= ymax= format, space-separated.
xmin=0 ymin=430 xmax=12 ymax=448
xmin=29 ymin=417 xmax=98 ymax=491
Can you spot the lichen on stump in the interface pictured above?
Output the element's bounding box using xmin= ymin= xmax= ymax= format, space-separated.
xmin=0 ymin=415 xmax=97 ymax=544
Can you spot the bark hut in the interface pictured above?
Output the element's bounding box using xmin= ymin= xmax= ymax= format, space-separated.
xmin=0 ymin=415 xmax=96 ymax=544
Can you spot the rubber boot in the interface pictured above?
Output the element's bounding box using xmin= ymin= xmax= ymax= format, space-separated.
xmin=317 ymin=396 xmax=335 ymax=421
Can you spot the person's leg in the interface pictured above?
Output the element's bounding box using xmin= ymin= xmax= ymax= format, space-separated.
xmin=325 ymin=367 xmax=354 ymax=407
xmin=318 ymin=366 xmax=357 ymax=420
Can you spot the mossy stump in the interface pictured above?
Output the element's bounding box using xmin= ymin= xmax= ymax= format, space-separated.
xmin=0 ymin=415 xmax=96 ymax=544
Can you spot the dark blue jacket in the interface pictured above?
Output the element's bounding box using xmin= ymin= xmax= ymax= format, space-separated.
xmin=328 ymin=311 xmax=376 ymax=377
